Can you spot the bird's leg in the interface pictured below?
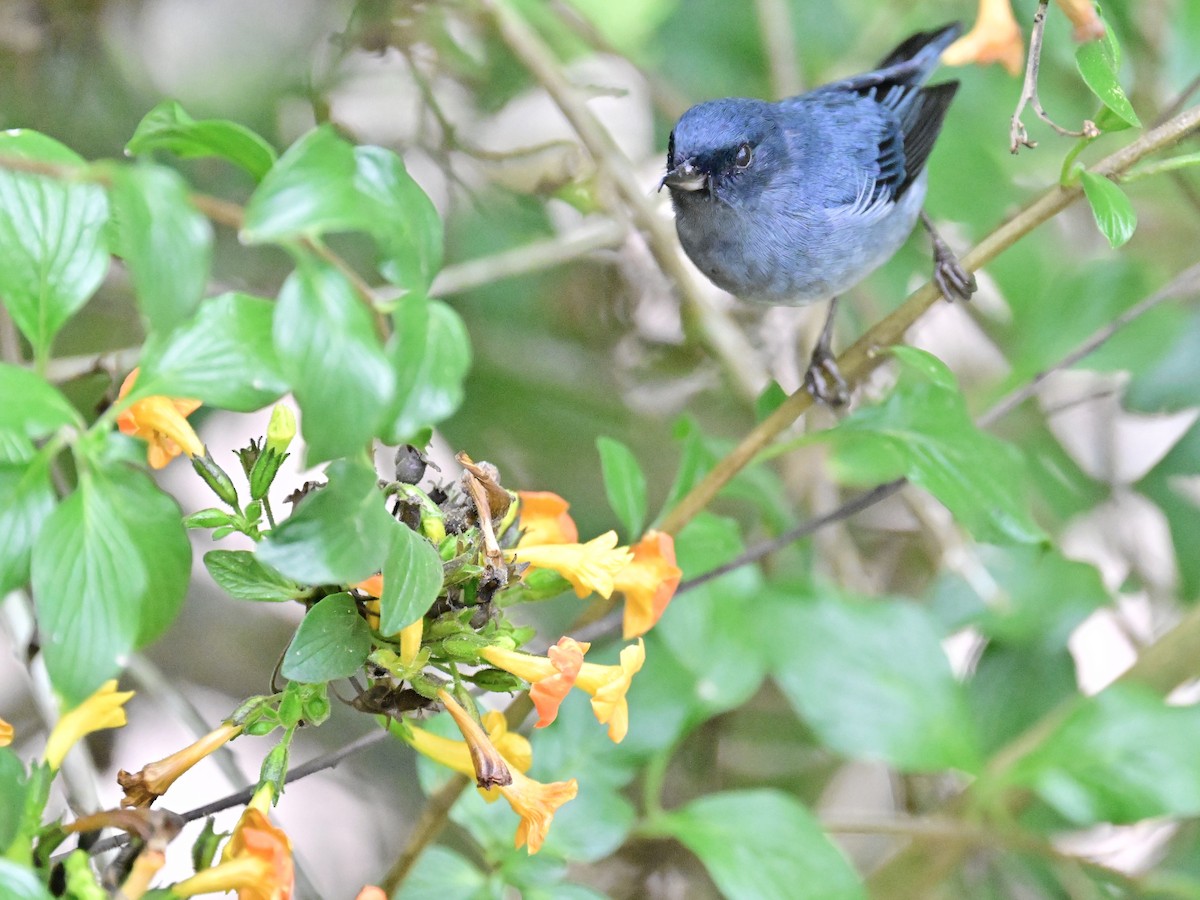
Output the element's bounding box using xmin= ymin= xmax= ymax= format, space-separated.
xmin=920 ymin=211 xmax=977 ymax=303
xmin=803 ymin=297 xmax=849 ymax=406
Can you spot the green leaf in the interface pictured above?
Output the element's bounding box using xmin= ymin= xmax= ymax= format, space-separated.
xmin=931 ymin=545 xmax=1109 ymax=650
xmin=273 ymin=258 xmax=393 ymax=462
xmin=256 ymin=460 xmax=394 ymax=585
xmin=967 ymin=643 xmax=1077 ymax=756
xmin=819 ymin=347 xmax=1045 ymax=545
xmin=652 ymin=514 xmax=767 ymax=719
xmin=126 ymin=100 xmax=278 ymax=181
xmin=1004 ymin=684 xmax=1200 ymax=825
xmin=0 ymin=859 xmax=54 ymax=900
xmin=0 ymin=749 xmax=30 ymax=855
xmin=0 ymin=364 xmax=81 ymax=439
xmin=0 ymin=453 xmax=55 ymax=594
xmin=242 ymin=127 xmax=443 ymax=291
xmin=31 ymin=465 xmax=190 ymax=703
xmin=658 ymin=415 xmax=716 ymax=521
xmin=596 ymin=436 xmax=647 ymax=539
xmin=203 ymin=550 xmax=304 ymax=602
xmin=242 ymin=126 xmax=361 ymax=239
xmin=1075 ymin=27 xmax=1141 ymax=129
xmin=355 ymin=145 xmax=443 ymax=294
xmin=773 ymin=593 xmax=981 ymax=773
xmin=137 ymin=292 xmax=289 ymax=411
xmin=657 ymin=790 xmax=866 ymax=900
xmin=108 ymin=164 xmax=212 ymax=334
xmin=280 ymin=592 xmax=371 ymax=683
xmin=0 ymin=130 xmax=109 ymax=359
xmin=378 ymin=519 xmax=444 ymax=634
xmin=399 ymin=845 xmax=489 ymax=900
xmin=1080 ymin=170 xmax=1137 ymax=248
xmin=382 ymin=297 xmax=471 ymax=443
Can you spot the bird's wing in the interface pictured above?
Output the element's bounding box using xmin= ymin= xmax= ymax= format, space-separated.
xmin=806 ymin=23 xmax=961 ymax=201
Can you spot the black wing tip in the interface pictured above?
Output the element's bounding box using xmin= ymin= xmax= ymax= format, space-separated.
xmin=895 ymin=81 xmax=960 ymax=197
xmin=876 ymin=22 xmax=964 ymax=71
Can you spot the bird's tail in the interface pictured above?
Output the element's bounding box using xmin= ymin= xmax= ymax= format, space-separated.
xmin=875 ymin=22 xmax=962 ymax=82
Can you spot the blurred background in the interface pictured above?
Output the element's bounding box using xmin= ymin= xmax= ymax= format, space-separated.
xmin=2 ymin=0 xmax=1200 ymax=896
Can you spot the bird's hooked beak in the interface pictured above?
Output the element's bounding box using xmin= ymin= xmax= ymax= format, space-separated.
xmin=659 ymin=160 xmax=708 ymax=193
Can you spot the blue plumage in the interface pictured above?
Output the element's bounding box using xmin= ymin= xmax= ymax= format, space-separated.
xmin=663 ymin=23 xmax=964 ymax=305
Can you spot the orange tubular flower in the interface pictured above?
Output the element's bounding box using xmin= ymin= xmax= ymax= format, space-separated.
xmin=1056 ymin=0 xmax=1104 ymax=41
xmin=942 ymin=0 xmax=1024 ymax=76
xmin=507 ymin=531 xmax=633 ymax=599
xmin=482 ymin=638 xmax=645 ymax=743
xmin=355 ymin=889 xmax=387 ymax=900
xmin=117 ymin=368 xmax=204 ymax=469
xmin=118 ymin=723 xmax=243 ymax=808
xmin=481 ymin=637 xmax=588 ymax=729
xmin=0 ymin=716 xmax=12 ymax=747
xmin=437 ymin=691 xmax=577 ymax=854
xmin=614 ymin=531 xmax=682 ymax=639
xmin=44 ymin=680 xmax=135 ymax=771
xmin=173 ymin=796 xmax=294 ymax=900
xmin=516 ymin=491 xmax=579 ymax=546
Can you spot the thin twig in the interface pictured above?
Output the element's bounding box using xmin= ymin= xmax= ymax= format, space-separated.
xmin=1010 ymin=1 xmax=1100 ymax=153
xmin=656 ymin=103 xmax=1200 ymax=536
xmin=65 ymin=730 xmax=389 ymax=860
xmin=476 ymin=0 xmax=769 ymax=402
xmin=754 ymin=0 xmax=803 ymax=99
xmin=980 ymin=261 xmax=1200 ymax=426
xmin=377 ymin=773 xmax=470 ymax=893
xmin=546 ymin=0 xmax=692 ymax=120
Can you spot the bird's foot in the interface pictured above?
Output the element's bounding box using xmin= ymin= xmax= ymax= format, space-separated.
xmin=804 ymin=346 xmax=849 ymax=406
xmin=803 ymin=298 xmax=849 ymax=406
xmin=921 ymin=212 xmax=977 ymax=303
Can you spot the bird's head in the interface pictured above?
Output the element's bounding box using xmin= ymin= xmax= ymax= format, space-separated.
xmin=661 ymin=99 xmax=777 ymax=207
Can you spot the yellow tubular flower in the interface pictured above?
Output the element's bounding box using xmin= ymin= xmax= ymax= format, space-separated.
xmin=942 ymin=0 xmax=1024 ymax=76
xmin=575 ymin=639 xmax=645 ymax=744
xmin=119 ymin=848 xmax=165 ymax=900
xmin=507 ymin=531 xmax=633 ymax=599
xmin=436 ymin=691 xmax=577 ymax=852
xmin=117 ymin=368 xmax=204 ymax=468
xmin=0 ymin=716 xmax=12 ymax=747
xmin=399 ymin=618 xmax=423 ymax=666
xmin=614 ymin=531 xmax=682 ymax=639
xmin=44 ymin=680 xmax=135 ymax=771
xmin=503 ymin=767 xmax=578 ymax=854
xmin=405 ymin=710 xmax=533 ymax=802
xmin=516 ymin=491 xmax=579 ymax=545
xmin=481 ymin=638 xmax=589 ymax=730
xmin=173 ymin=805 xmax=293 ymax=900
xmin=118 ymin=723 xmax=243 ymax=808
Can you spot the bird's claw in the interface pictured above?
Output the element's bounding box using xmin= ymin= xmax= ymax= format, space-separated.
xmin=921 ymin=212 xmax=977 ymax=303
xmin=932 ymin=243 xmax=977 ymax=303
xmin=804 ymin=345 xmax=849 ymax=407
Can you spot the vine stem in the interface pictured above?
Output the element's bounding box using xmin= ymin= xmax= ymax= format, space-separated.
xmin=656 ymin=102 xmax=1200 ymax=536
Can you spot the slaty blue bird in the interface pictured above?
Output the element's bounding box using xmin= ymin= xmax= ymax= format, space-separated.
xmin=661 ymin=23 xmax=975 ymax=400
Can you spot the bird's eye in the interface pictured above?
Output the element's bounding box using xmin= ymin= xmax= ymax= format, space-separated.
xmin=734 ymin=142 xmax=753 ymax=169
xmin=667 ymin=130 xmax=676 ymax=168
